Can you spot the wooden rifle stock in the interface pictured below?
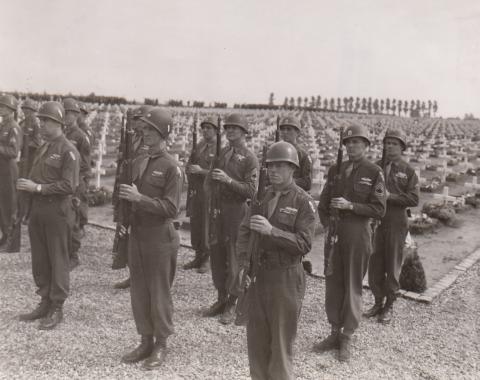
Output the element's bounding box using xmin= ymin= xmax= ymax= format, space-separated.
xmin=275 ymin=115 xmax=280 ymax=142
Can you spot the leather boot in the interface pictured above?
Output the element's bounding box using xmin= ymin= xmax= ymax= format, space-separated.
xmin=338 ymin=333 xmax=352 ymax=362
xmin=38 ymin=305 xmax=63 ymax=330
xmin=363 ymin=297 xmax=384 ymax=318
xmin=202 ymin=293 xmax=227 ymax=317
xmin=183 ymin=252 xmax=201 ymax=270
xmin=378 ymin=297 xmax=394 ymax=324
xmin=313 ymin=327 xmax=340 ymax=352
xmin=19 ymin=299 xmax=51 ymax=321
xmin=143 ymin=338 xmax=168 ymax=370
xmin=196 ymin=256 xmax=210 ymax=274
xmin=219 ymin=296 xmax=237 ymax=325
xmin=121 ymin=335 xmax=154 ymax=364
xmin=114 ymin=277 xmax=131 ymax=290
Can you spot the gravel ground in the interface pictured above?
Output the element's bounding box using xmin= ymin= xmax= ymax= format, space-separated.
xmin=0 ymin=225 xmax=479 ymax=380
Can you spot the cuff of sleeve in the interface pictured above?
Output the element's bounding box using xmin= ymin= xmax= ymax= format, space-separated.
xmin=138 ymin=194 xmax=152 ymax=209
xmin=270 ymin=226 xmax=282 ymax=238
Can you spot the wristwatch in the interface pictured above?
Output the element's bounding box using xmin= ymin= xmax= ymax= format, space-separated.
xmin=35 ymin=184 xmax=42 ymax=193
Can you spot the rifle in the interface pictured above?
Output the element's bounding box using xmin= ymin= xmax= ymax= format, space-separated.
xmin=5 ymin=128 xmax=30 ymax=252
xmin=204 ymin=116 xmax=222 ymax=250
xmin=324 ymin=127 xmax=344 ymax=276
xmin=112 ymin=114 xmax=134 ymax=269
xmin=111 ymin=114 xmax=125 ymax=215
xmin=275 ymin=115 xmax=280 ymax=142
xmin=235 ymin=144 xmax=269 ymax=326
xmin=185 ymin=115 xmax=198 ymax=217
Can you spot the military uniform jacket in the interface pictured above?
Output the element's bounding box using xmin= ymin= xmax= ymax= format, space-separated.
xmin=29 ymin=135 xmax=79 ymax=196
xmin=292 ymin=143 xmax=312 ymax=191
xmin=78 ymin=119 xmax=95 ymax=146
xmin=0 ymin=117 xmax=22 ymax=162
xmin=188 ymin=138 xmax=217 ymax=191
xmin=318 ymin=157 xmax=386 ymax=227
xmin=65 ymin=123 xmax=91 ymax=177
xmin=237 ymin=182 xmax=316 ymax=268
xmin=20 ymin=115 xmax=42 ymax=150
xmin=131 ymin=147 xmax=183 ymax=226
xmin=218 ymin=143 xmax=259 ymax=202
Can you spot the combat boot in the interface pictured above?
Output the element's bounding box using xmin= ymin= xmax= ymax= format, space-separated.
xmin=313 ymin=327 xmax=340 ymax=353
xmin=38 ymin=305 xmax=63 ymax=330
xmin=219 ymin=296 xmax=237 ymax=325
xmin=196 ymin=256 xmax=210 ymax=274
xmin=363 ymin=297 xmax=384 ymax=318
xmin=202 ymin=292 xmax=227 ymax=317
xmin=114 ymin=277 xmax=131 ymax=289
xmin=378 ymin=297 xmax=394 ymax=324
xmin=121 ymin=335 xmax=154 ymax=364
xmin=19 ymin=299 xmax=51 ymax=321
xmin=143 ymin=338 xmax=168 ymax=370
xmin=338 ymin=333 xmax=352 ymax=362
xmin=183 ymin=251 xmax=201 ymax=270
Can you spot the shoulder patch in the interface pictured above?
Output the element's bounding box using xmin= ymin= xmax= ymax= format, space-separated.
xmin=375 ymin=182 xmax=384 ymax=196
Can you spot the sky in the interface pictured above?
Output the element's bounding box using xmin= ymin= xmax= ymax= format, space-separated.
xmin=1 ymin=0 xmax=479 ymax=117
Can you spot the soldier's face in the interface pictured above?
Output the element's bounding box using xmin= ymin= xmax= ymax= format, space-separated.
xmin=345 ymin=137 xmax=368 ymax=160
xmin=267 ymin=162 xmax=295 ymax=185
xmin=142 ymin=124 xmax=162 ymax=147
xmin=384 ymin=138 xmax=403 ymax=159
xmin=65 ymin=111 xmax=78 ymax=125
xmin=23 ymin=109 xmax=35 ymax=118
xmin=0 ymin=105 xmax=12 ymax=117
xmin=225 ymin=125 xmax=244 ymax=142
xmin=39 ymin=118 xmax=60 ymax=140
xmin=280 ymin=125 xmax=299 ymax=143
xmin=201 ymin=125 xmax=216 ymax=140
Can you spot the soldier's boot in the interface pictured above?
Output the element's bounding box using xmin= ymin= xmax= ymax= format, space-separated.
xmin=338 ymin=333 xmax=352 ymax=362
xmin=19 ymin=299 xmax=51 ymax=322
xmin=143 ymin=338 xmax=168 ymax=370
xmin=183 ymin=251 xmax=202 ymax=270
xmin=38 ymin=305 xmax=63 ymax=330
xmin=114 ymin=277 xmax=131 ymax=290
xmin=121 ymin=335 xmax=154 ymax=364
xmin=69 ymin=252 xmax=80 ymax=271
xmin=202 ymin=292 xmax=228 ymax=317
xmin=219 ymin=296 xmax=237 ymax=325
xmin=363 ymin=297 xmax=384 ymax=318
xmin=378 ymin=297 xmax=394 ymax=324
xmin=196 ymin=255 xmax=210 ymax=274
xmin=313 ymin=327 xmax=340 ymax=353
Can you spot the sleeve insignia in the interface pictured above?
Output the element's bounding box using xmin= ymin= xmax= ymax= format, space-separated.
xmin=69 ymin=151 xmax=76 ymax=161
xmin=375 ymin=182 xmax=384 ymax=195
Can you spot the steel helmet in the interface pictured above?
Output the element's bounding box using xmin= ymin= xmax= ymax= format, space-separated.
xmin=21 ymin=98 xmax=38 ymax=112
xmin=223 ymin=113 xmax=249 ymax=134
xmin=266 ymin=141 xmax=300 ymax=168
xmin=200 ymin=116 xmax=219 ymax=129
xmin=0 ymin=94 xmax=18 ymax=111
xmin=279 ymin=115 xmax=301 ymax=131
xmin=63 ymin=97 xmax=80 ymax=113
xmin=37 ymin=102 xmax=65 ymax=125
xmin=79 ymin=102 xmax=89 ymax=114
xmin=342 ymin=124 xmax=371 ymax=146
xmin=139 ymin=107 xmax=173 ymax=138
xmin=383 ymin=128 xmax=407 ymax=150
xmin=132 ymin=105 xmax=154 ymax=120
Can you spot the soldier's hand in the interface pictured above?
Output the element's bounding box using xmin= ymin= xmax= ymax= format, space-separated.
xmin=385 ymin=189 xmax=391 ymax=198
xmin=211 ymin=169 xmax=231 ymax=183
xmin=330 ymin=197 xmax=354 ymax=210
xmin=119 ymin=183 xmax=142 ymax=202
xmin=238 ymin=268 xmax=251 ymax=288
xmin=249 ymin=215 xmax=273 ymax=235
xmin=16 ymin=178 xmax=38 ymax=193
xmin=187 ymin=164 xmax=202 ymax=174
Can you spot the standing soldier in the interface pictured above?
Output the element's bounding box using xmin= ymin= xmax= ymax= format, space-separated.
xmin=184 ymin=116 xmax=219 ymax=273
xmin=278 ymin=115 xmax=312 ymax=191
xmin=314 ymin=124 xmax=386 ymax=362
xmin=77 ymin=102 xmax=95 ymax=149
xmin=203 ymin=113 xmax=259 ymax=325
xmin=17 ymin=101 xmax=79 ymax=330
xmin=63 ymin=97 xmax=91 ymax=269
xmin=0 ymin=94 xmax=22 ymax=249
xmin=113 ymin=105 xmax=153 ymax=290
xmin=364 ymin=128 xmax=419 ymax=323
xmin=118 ymin=108 xmax=183 ymax=370
xmin=20 ymin=99 xmax=43 ymax=173
xmin=237 ymin=141 xmax=316 ymax=380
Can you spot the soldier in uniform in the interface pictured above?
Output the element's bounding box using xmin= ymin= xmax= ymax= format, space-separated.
xmin=63 ymin=97 xmax=91 ymax=269
xmin=0 ymin=94 xmax=22 ymax=249
xmin=203 ymin=113 xmax=259 ymax=325
xmin=314 ymin=124 xmax=386 ymax=362
xmin=184 ymin=116 xmax=219 ymax=273
xmin=237 ymin=141 xmax=316 ymax=380
xmin=17 ymin=101 xmax=79 ymax=330
xmin=77 ymin=102 xmax=95 ymax=149
xmin=20 ymin=99 xmax=43 ymax=174
xmin=118 ymin=108 xmax=183 ymax=370
xmin=364 ymin=128 xmax=419 ymax=323
xmin=278 ymin=115 xmax=312 ymax=191
xmin=113 ymin=105 xmax=153 ymax=290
